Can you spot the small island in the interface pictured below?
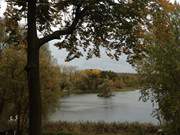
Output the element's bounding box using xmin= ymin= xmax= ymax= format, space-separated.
xmin=97 ymin=79 xmax=114 ymax=97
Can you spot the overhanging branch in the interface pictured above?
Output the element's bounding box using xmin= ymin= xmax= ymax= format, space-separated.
xmin=39 ymin=5 xmax=87 ymax=46
xmin=39 ymin=29 xmax=72 ymax=46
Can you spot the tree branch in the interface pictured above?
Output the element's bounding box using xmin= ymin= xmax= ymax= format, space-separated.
xmin=39 ymin=5 xmax=87 ymax=46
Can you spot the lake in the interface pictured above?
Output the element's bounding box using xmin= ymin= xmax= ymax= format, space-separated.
xmin=49 ymin=90 xmax=158 ymax=124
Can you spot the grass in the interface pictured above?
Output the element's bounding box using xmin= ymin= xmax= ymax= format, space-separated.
xmin=43 ymin=121 xmax=159 ymax=135
xmin=112 ymin=87 xmax=139 ymax=92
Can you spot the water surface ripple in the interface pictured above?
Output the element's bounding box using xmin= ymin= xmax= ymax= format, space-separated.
xmin=49 ymin=90 xmax=157 ymax=124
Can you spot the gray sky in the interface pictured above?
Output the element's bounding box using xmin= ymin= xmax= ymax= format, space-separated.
xmin=49 ymin=43 xmax=136 ymax=73
xmin=1 ymin=0 xmax=179 ymax=73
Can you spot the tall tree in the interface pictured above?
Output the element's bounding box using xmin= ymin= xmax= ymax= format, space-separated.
xmin=135 ymin=3 xmax=180 ymax=135
xmin=3 ymin=0 xmax=160 ymax=135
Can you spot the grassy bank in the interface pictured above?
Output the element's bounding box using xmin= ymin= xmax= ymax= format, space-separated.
xmin=112 ymin=87 xmax=139 ymax=92
xmin=43 ymin=121 xmax=159 ymax=135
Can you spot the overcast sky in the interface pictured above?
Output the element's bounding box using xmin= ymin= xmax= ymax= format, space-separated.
xmin=0 ymin=0 xmax=179 ymax=73
xmin=49 ymin=43 xmax=136 ymax=73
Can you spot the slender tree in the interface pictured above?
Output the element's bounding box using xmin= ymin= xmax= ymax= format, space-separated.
xmin=3 ymin=0 xmax=161 ymax=135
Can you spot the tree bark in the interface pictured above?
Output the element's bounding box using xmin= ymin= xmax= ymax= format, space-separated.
xmin=27 ymin=41 xmax=41 ymax=135
xmin=0 ymin=91 xmax=6 ymax=116
xmin=16 ymin=103 xmax=21 ymax=135
xmin=27 ymin=0 xmax=42 ymax=135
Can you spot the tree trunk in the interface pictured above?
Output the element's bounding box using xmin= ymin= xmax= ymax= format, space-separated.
xmin=0 ymin=91 xmax=5 ymax=116
xmin=27 ymin=42 xmax=41 ymax=135
xmin=27 ymin=0 xmax=42 ymax=135
xmin=16 ymin=103 xmax=22 ymax=135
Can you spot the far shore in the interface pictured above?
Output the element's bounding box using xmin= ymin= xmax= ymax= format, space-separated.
xmin=62 ymin=87 xmax=139 ymax=96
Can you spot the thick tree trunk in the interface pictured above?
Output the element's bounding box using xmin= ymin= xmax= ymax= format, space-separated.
xmin=27 ymin=0 xmax=42 ymax=135
xmin=0 ymin=92 xmax=5 ymax=116
xmin=27 ymin=46 xmax=41 ymax=135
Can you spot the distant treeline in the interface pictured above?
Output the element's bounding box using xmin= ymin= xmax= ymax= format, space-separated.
xmin=59 ymin=67 xmax=139 ymax=94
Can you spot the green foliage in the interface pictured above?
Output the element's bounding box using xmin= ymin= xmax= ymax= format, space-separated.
xmin=136 ymin=4 xmax=180 ymax=135
xmin=0 ymin=19 xmax=24 ymax=48
xmin=40 ymin=46 xmax=62 ymax=118
xmin=0 ymin=45 xmax=62 ymax=130
xmin=4 ymin=0 xmax=158 ymax=61
xmin=0 ymin=45 xmax=27 ymax=130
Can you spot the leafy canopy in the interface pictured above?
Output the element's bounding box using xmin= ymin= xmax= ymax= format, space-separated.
xmin=4 ymin=0 xmax=158 ymax=61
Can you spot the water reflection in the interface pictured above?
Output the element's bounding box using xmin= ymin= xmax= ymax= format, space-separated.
xmin=49 ymin=90 xmax=157 ymax=124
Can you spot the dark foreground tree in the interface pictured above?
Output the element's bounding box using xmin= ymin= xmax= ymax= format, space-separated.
xmin=3 ymin=0 xmax=161 ymax=135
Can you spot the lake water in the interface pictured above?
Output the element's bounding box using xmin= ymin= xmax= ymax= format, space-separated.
xmin=49 ymin=90 xmax=158 ymax=124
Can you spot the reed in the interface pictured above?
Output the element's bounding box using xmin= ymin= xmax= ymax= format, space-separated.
xmin=43 ymin=121 xmax=159 ymax=135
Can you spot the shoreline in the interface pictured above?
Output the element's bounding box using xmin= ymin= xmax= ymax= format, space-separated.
xmin=62 ymin=87 xmax=139 ymax=96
